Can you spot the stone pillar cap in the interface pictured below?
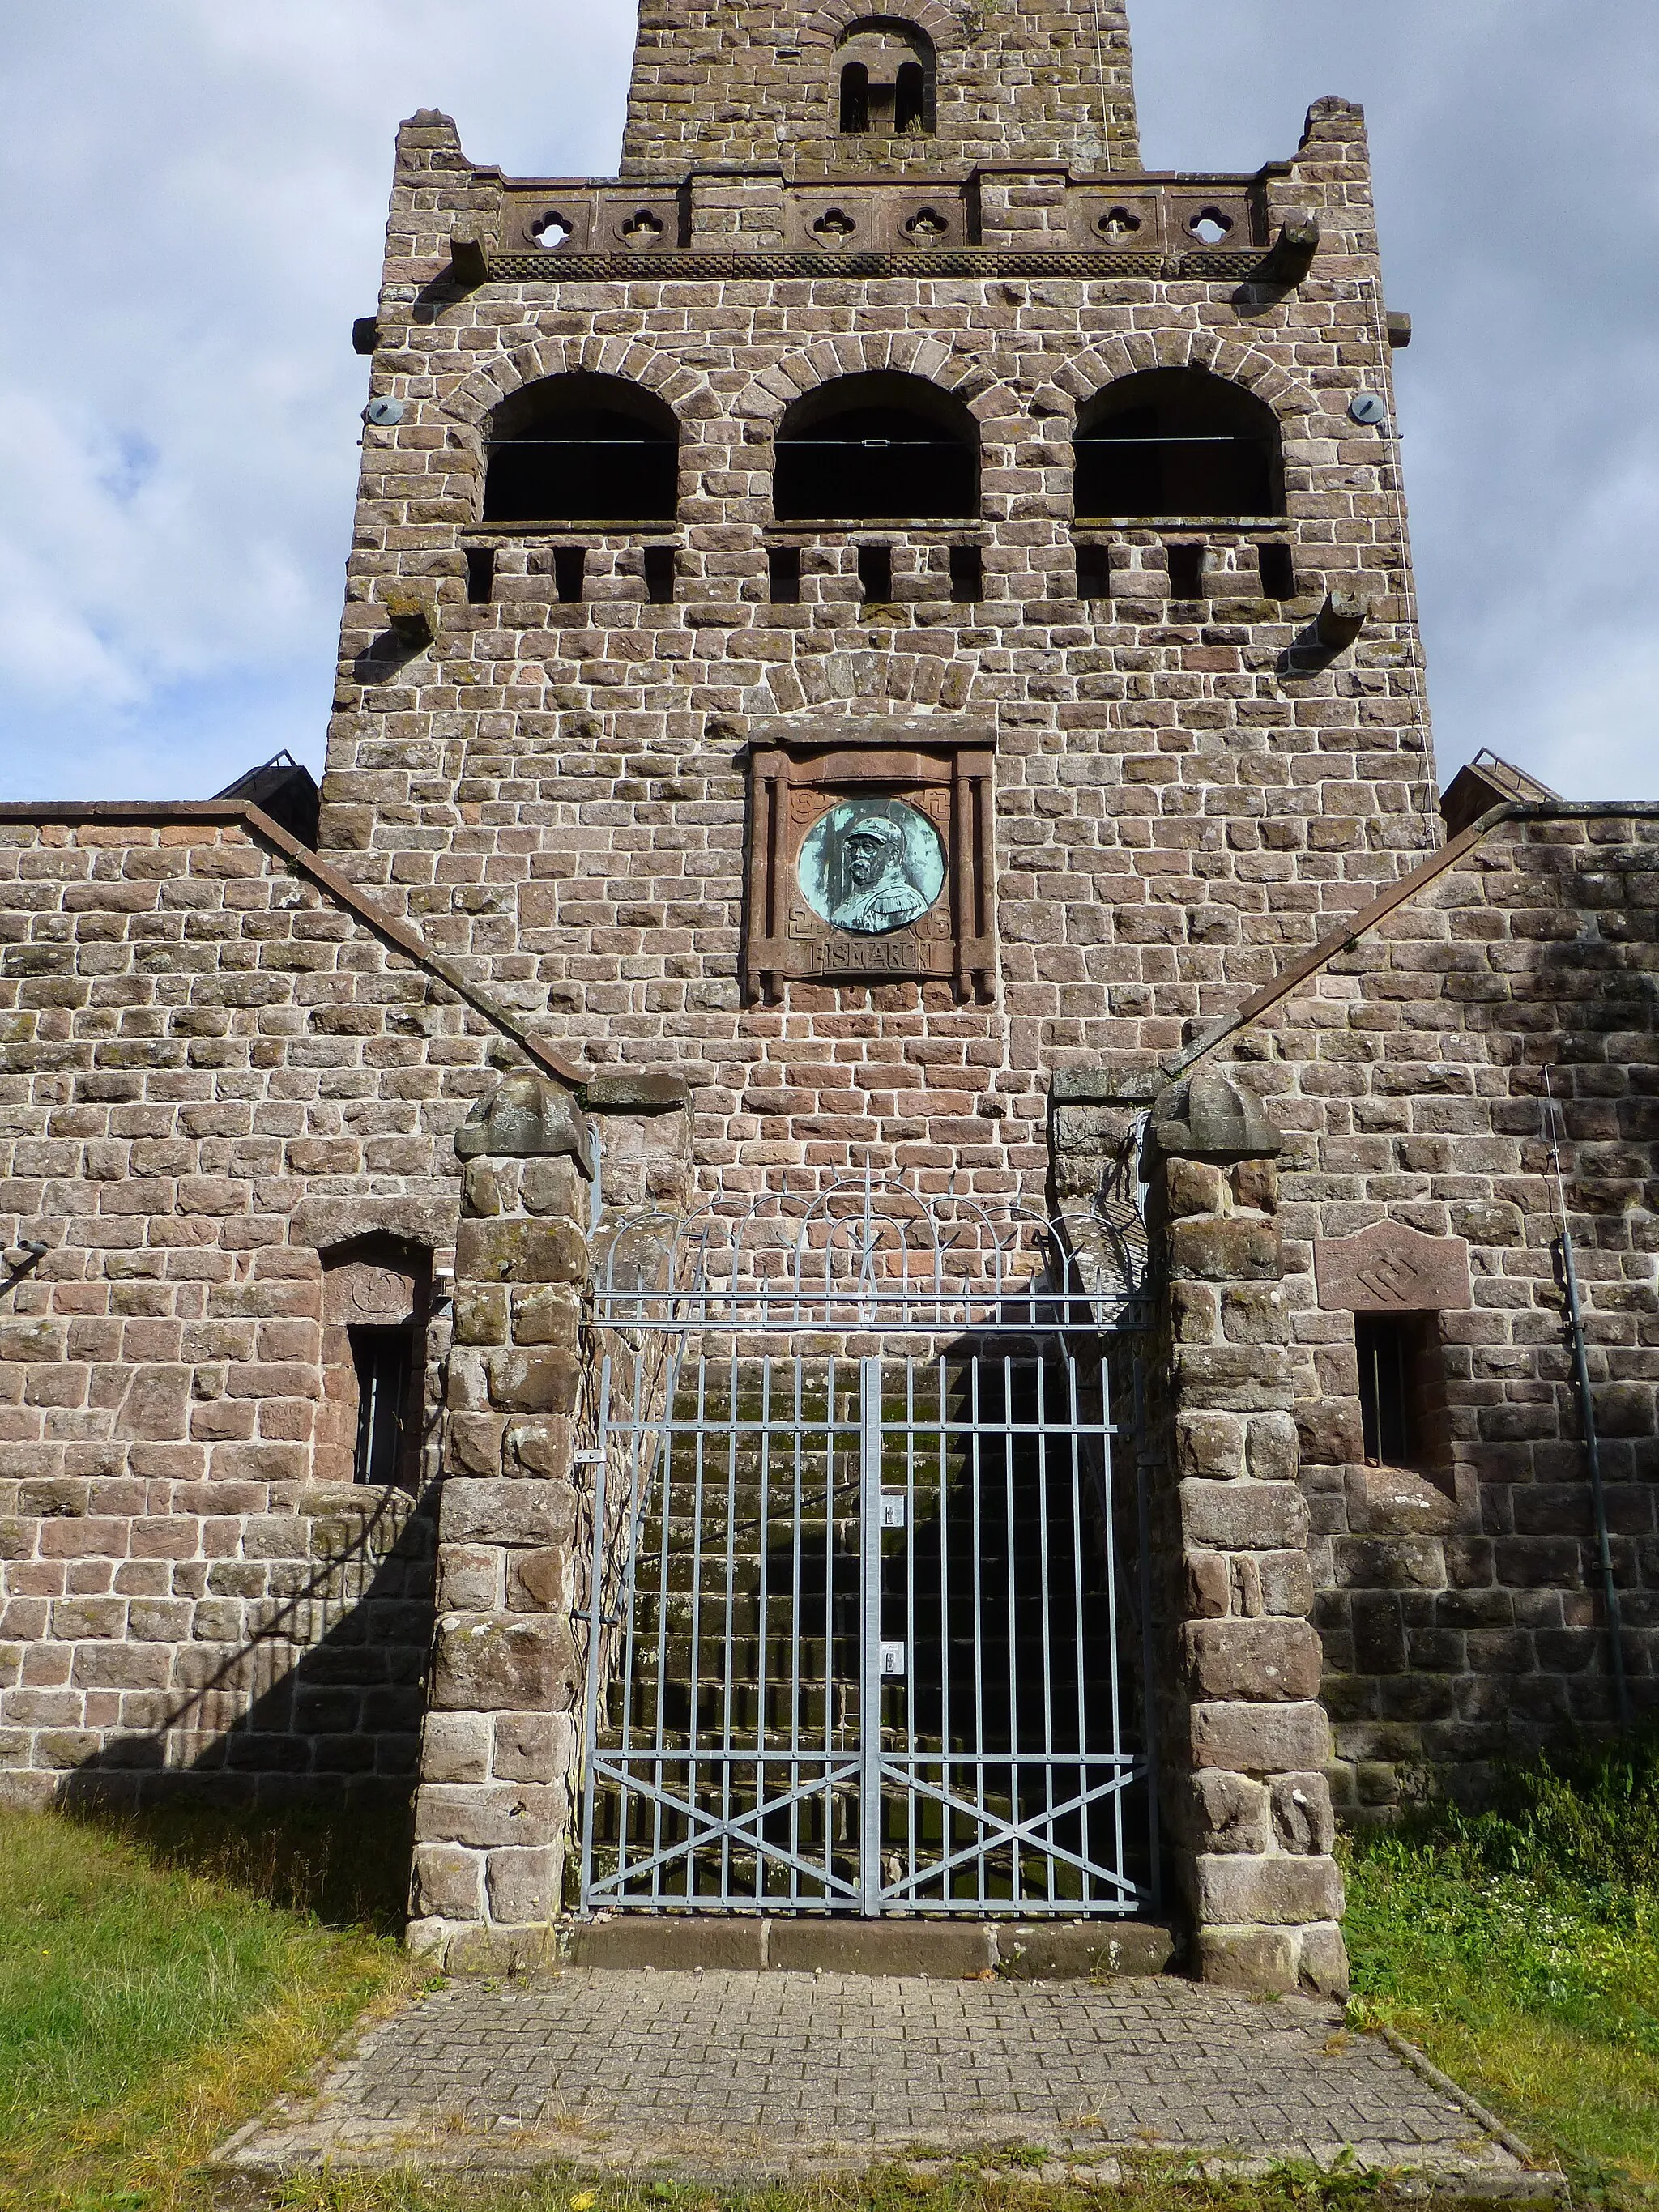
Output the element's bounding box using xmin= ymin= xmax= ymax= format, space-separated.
xmin=1149 ymin=1068 xmax=1283 ymax=1164
xmin=455 ymin=1071 xmax=595 ymax=1176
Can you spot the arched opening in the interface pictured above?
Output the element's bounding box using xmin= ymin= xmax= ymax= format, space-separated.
xmin=895 ymin=61 xmax=927 ymax=134
xmin=774 ymin=371 xmax=977 ymax=522
xmin=318 ymin=1239 xmax=432 ymax=1491
xmin=839 ymin=62 xmax=870 ymax=134
xmin=482 ymin=373 xmax=678 ymax=526
xmin=1073 ymin=367 xmax=1285 ymax=521
xmin=834 ymin=19 xmax=936 ymax=137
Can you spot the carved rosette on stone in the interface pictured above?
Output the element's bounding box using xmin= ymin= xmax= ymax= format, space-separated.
xmin=743 ymin=714 xmax=996 ymax=1001
xmin=1145 ymin=1068 xmax=1348 ymax=1996
xmin=407 ymin=1072 xmax=595 ymax=1972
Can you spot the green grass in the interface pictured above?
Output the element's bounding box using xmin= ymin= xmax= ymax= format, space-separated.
xmin=4 ymin=1737 xmax=1658 ymax=2211
xmin=1343 ymin=1724 xmax=1659 ymax=2210
xmin=0 ymin=1801 xmax=416 ymax=2212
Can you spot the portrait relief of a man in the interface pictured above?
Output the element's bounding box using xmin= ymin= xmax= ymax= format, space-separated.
xmin=797 ymin=800 xmax=947 ymax=939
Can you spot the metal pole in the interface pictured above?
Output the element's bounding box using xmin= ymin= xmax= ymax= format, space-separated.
xmin=1544 ymin=1070 xmax=1629 ymax=1728
xmin=859 ymin=1356 xmax=885 ymax=1914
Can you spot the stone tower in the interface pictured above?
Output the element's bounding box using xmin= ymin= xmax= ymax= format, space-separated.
xmin=322 ymin=0 xmax=1435 ymax=1210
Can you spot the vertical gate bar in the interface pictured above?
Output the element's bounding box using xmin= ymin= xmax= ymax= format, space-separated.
xmin=756 ymin=1355 xmax=772 ymax=1906
xmin=905 ymin=1357 xmax=917 ymax=1906
xmin=859 ymin=1353 xmax=883 ymax=1915
xmin=1004 ymin=1352 xmax=1020 ymax=1905
xmin=578 ymin=1353 xmax=613 ymax=1907
xmin=1133 ymin=1349 xmax=1162 ymax=1915
xmin=689 ymin=1357 xmax=708 ymax=1903
xmin=1101 ymin=1348 xmax=1128 ymax=1908
xmin=648 ymin=1358 xmax=674 ymax=1901
xmin=970 ymin=1353 xmax=986 ymax=1912
xmin=1066 ymin=1351 xmax=1090 ymax=1906
xmin=936 ymin=1352 xmax=951 ymax=1907
xmin=822 ymin=1357 xmax=836 ymax=1901
xmin=625 ymin=1346 xmax=650 ymax=1897
xmin=720 ymin=1345 xmax=739 ymax=1906
xmin=791 ymin=1356 xmax=804 ymax=1907
xmin=615 ymin=1349 xmax=649 ymax=1900
xmin=1035 ymin=1355 xmax=1055 ymax=1910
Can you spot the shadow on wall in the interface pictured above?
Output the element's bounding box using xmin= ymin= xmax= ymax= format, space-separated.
xmin=56 ymin=1486 xmax=436 ymax=1923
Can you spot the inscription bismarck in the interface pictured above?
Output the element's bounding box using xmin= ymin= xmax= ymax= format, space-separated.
xmin=808 ymin=927 xmax=952 ymax=978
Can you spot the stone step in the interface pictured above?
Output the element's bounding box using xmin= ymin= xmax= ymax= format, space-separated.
xmin=564 ymin=1915 xmax=1175 ymax=1978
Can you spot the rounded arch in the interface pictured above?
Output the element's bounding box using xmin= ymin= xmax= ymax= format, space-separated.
xmin=774 ymin=369 xmax=978 ymax=522
xmin=797 ymin=0 xmax=957 ymax=50
xmin=1073 ymin=365 xmax=1286 ymax=522
xmin=834 ymin=15 xmax=936 ymax=135
xmin=481 ymin=371 xmax=680 ymax=526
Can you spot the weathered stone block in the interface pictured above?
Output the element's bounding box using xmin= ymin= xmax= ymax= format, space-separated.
xmin=1181 ymin=1479 xmax=1309 ymax=1553
xmin=1192 ymin=1852 xmax=1344 ymax=1927
xmin=1188 ymin=1769 xmax=1269 ymax=1855
xmin=444 ymin=1413 xmax=507 ymax=1477
xmin=1166 ymin=1158 xmax=1229 ymax=1220
xmin=455 ymin=1217 xmax=586 ymax=1287
xmin=1271 ymin=1772 xmax=1336 ymax=1855
xmin=1189 ymin=1698 xmax=1331 ymax=1774
xmin=486 ymin=1350 xmax=579 ymax=1415
xmin=414 ymin=1780 xmax=568 ymax=1851
xmin=1244 ymin=1412 xmax=1299 ymax=1484
xmin=493 ymin=1710 xmax=573 ymax=1783
xmin=420 ymin=1711 xmax=492 ymax=1786
xmin=411 ymin=1842 xmax=483 ymax=1920
xmin=1169 ymin=1215 xmax=1280 ymax=1284
xmin=454 ymin=1285 xmax=508 ymax=1347
xmin=1176 ymin=1412 xmax=1245 ymax=1481
xmin=439 ymin=1480 xmax=577 ymax=1549
xmin=505 ymin=1421 xmax=574 ymax=1481
xmin=1183 ymin=1617 xmax=1324 ymax=1703
xmin=511 ymin=1285 xmax=579 ymax=1349
xmin=1194 ymin=1924 xmax=1297 ymax=1994
xmin=507 ymin=1548 xmax=569 ymax=1613
xmin=486 ymin=1844 xmax=561 ymax=1924
xmin=431 ymin=1613 xmax=578 ymax=1714
xmin=436 ymin=1543 xmax=500 ymax=1612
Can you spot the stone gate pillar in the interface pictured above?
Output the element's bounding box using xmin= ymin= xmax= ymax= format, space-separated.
xmin=1146 ymin=1069 xmax=1346 ymax=1995
xmin=407 ymin=1073 xmax=593 ymax=1971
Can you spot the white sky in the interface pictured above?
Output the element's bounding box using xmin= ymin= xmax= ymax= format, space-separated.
xmin=1 ymin=1 xmax=1654 ymax=805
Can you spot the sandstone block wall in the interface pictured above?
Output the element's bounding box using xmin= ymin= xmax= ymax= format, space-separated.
xmin=620 ymin=0 xmax=1141 ymax=177
xmin=0 ymin=807 xmax=561 ymax=1807
xmin=326 ymin=93 xmax=1432 ymax=1219
xmin=1175 ymin=803 xmax=1659 ymax=1808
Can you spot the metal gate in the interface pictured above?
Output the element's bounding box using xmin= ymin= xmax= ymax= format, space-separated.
xmin=578 ymin=1174 xmax=1156 ymax=1918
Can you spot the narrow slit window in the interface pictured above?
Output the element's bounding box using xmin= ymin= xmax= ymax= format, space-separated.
xmin=768 ymin=546 xmax=802 ymax=603
xmin=351 ymin=1326 xmax=413 ymax=1487
xmin=894 ymin=61 xmax=927 ymax=134
xmin=1167 ymin=543 xmax=1206 ymax=600
xmin=1259 ymin=542 xmax=1297 ymax=600
xmin=464 ymin=547 xmax=495 ymax=604
xmin=1076 ymin=543 xmax=1112 ymax=601
xmin=949 ymin=544 xmax=982 ymax=603
xmin=858 ymin=543 xmax=893 ymax=603
xmin=642 ymin=545 xmax=676 ymax=604
xmin=1356 ymin=1315 xmax=1413 ymax=1467
xmin=839 ymin=62 xmax=870 ymax=134
xmin=554 ymin=546 xmax=586 ymax=604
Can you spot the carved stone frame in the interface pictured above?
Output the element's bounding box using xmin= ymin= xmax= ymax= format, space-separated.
xmin=743 ymin=714 xmax=996 ymax=1003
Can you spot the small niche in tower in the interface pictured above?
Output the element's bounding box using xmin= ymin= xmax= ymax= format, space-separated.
xmin=769 ymin=545 xmax=802 ymax=603
xmin=642 ymin=545 xmax=676 ymax=604
xmin=465 ymin=547 xmax=495 ymax=604
xmin=858 ymin=543 xmax=893 ymax=603
xmin=1166 ymin=543 xmax=1206 ymax=601
xmin=1259 ymin=542 xmax=1297 ymax=601
xmin=1076 ymin=543 xmax=1112 ymax=601
xmin=554 ymin=546 xmax=586 ymax=604
xmin=834 ymin=20 xmax=936 ymax=138
xmin=949 ymin=544 xmax=983 ymax=603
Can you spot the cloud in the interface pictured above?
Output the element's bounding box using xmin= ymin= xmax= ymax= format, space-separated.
xmin=0 ymin=2 xmax=1653 ymax=803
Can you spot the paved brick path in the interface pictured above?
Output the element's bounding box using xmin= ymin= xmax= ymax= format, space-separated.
xmin=224 ymin=1970 xmax=1550 ymax=2187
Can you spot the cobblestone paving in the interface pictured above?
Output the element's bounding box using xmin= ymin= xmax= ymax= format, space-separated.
xmin=224 ymin=1970 xmax=1550 ymax=2185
